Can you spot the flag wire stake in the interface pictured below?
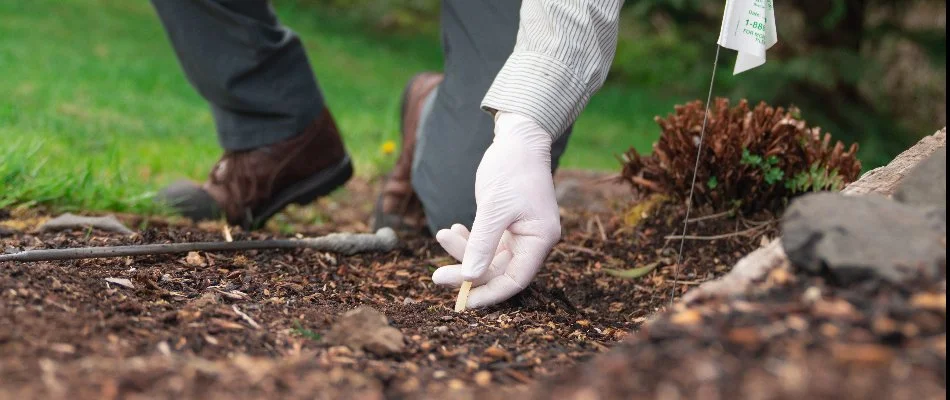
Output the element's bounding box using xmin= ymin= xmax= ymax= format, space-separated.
xmin=670 ymin=43 xmax=722 ymax=307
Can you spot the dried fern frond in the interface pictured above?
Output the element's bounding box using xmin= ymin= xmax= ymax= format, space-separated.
xmin=621 ymin=98 xmax=862 ymax=213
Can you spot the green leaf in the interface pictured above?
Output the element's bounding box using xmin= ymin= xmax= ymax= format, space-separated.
xmin=741 ymin=148 xmax=763 ymax=166
xmin=292 ymin=320 xmax=322 ymax=341
xmin=604 ymin=262 xmax=660 ymax=279
xmin=764 ymin=168 xmax=785 ymax=185
xmin=707 ymin=176 xmax=718 ymax=189
xmin=767 ymin=155 xmax=780 ymax=165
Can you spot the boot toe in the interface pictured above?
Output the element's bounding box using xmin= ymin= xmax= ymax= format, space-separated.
xmin=155 ymin=180 xmax=223 ymax=221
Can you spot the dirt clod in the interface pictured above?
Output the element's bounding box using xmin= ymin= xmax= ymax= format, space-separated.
xmin=325 ymin=306 xmax=405 ymax=357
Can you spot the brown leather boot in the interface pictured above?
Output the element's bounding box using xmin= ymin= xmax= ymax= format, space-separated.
xmin=371 ymin=72 xmax=443 ymax=233
xmin=156 ymin=107 xmax=353 ymax=230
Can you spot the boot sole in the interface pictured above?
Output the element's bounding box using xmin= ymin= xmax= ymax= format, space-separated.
xmin=247 ymin=154 xmax=354 ymax=230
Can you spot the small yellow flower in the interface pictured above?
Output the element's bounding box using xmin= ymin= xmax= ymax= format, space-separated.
xmin=381 ymin=140 xmax=397 ymax=155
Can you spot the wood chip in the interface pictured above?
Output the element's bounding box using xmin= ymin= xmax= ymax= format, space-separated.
xmin=482 ymin=346 xmax=511 ymax=362
xmin=213 ymin=288 xmax=249 ymax=301
xmin=812 ymin=298 xmax=859 ymax=320
xmin=910 ymin=293 xmax=946 ymax=313
xmin=210 ymin=318 xmax=245 ymax=331
xmin=104 ymin=277 xmax=134 ymax=289
xmin=831 ymin=343 xmax=895 ymax=365
xmin=48 ymin=343 xmax=75 ymax=354
xmin=455 ymin=281 xmax=473 ymax=312
xmin=223 ymin=225 xmax=233 ymax=242
xmin=232 ymin=305 xmax=261 ymax=329
xmin=504 ymin=369 xmax=533 ymax=384
xmin=727 ymin=327 xmax=761 ymax=346
xmin=670 ymin=310 xmax=702 ymax=326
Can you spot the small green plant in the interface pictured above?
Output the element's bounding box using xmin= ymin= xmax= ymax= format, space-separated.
xmin=785 ymin=162 xmax=846 ymax=193
xmin=292 ymin=320 xmax=322 ymax=341
xmin=706 ymin=176 xmax=719 ymax=189
xmin=740 ymin=149 xmax=786 ymax=186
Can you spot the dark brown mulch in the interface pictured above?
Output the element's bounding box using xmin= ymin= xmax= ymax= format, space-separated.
xmin=0 ymin=171 xmax=770 ymax=399
xmin=528 ymin=256 xmax=947 ymax=400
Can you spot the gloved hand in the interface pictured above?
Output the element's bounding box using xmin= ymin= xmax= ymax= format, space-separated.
xmin=431 ymin=111 xmax=561 ymax=308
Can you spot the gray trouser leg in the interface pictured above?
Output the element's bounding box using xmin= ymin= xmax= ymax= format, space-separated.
xmin=412 ymin=0 xmax=573 ymax=235
xmin=151 ymin=0 xmax=325 ymax=151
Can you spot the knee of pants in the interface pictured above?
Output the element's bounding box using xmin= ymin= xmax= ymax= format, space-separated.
xmin=416 ymin=185 xmax=477 ymax=236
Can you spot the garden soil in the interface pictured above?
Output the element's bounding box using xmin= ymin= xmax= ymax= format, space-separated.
xmin=0 ymin=171 xmax=943 ymax=399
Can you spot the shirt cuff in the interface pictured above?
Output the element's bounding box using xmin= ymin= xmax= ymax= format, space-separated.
xmin=481 ymin=51 xmax=590 ymax=141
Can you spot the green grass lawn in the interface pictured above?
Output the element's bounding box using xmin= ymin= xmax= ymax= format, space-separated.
xmin=0 ymin=0 xmax=679 ymax=216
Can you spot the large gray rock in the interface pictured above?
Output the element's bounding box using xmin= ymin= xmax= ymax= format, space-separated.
xmin=894 ymin=147 xmax=946 ymax=208
xmin=781 ymin=192 xmax=946 ymax=285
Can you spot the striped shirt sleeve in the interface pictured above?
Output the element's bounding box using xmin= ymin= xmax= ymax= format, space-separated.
xmin=481 ymin=0 xmax=624 ymax=140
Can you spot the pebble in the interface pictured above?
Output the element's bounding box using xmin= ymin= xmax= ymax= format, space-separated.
xmin=435 ymin=326 xmax=449 ymax=334
xmin=474 ymin=371 xmax=492 ymax=387
xmin=785 ymin=315 xmax=809 ymax=331
xmin=398 ymin=377 xmax=420 ymax=392
xmin=820 ymin=323 xmax=840 ymax=338
xmin=401 ymin=362 xmax=420 ymax=373
xmin=433 ymin=370 xmax=448 ymax=379
xmin=802 ymin=286 xmax=822 ymax=304
xmin=872 ymin=317 xmax=898 ymax=335
xmin=901 ymin=323 xmax=920 ymax=338
xmin=464 ymin=359 xmax=479 ymax=372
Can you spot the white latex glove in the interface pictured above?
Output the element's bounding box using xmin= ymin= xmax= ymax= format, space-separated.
xmin=431 ymin=111 xmax=561 ymax=308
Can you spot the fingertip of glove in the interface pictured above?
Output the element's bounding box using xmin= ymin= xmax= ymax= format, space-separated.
xmin=431 ymin=265 xmax=459 ymax=286
xmin=435 ymin=228 xmax=452 ymax=242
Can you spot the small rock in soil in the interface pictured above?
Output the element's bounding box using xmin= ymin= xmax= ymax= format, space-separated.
xmin=893 ymin=147 xmax=946 ymax=208
xmin=781 ymin=192 xmax=946 ymax=285
xmin=325 ymin=306 xmax=405 ymax=357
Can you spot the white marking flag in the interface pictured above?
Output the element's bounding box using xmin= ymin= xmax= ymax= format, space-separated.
xmin=717 ymin=0 xmax=777 ymax=75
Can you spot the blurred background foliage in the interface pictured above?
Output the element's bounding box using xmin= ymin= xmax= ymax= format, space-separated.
xmin=295 ymin=0 xmax=946 ymax=168
xmin=0 ymin=0 xmax=943 ymax=214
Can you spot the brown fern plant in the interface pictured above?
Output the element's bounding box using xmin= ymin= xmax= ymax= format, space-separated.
xmin=621 ymin=98 xmax=862 ymax=213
